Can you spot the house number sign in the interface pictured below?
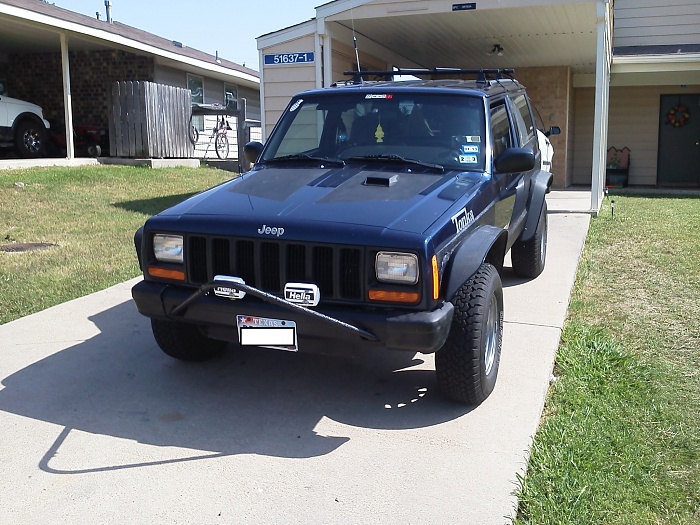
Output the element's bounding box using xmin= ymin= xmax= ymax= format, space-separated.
xmin=264 ymin=52 xmax=315 ymax=66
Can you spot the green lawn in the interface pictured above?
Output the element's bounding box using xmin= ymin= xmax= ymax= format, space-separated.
xmin=0 ymin=165 xmax=232 ymax=324
xmin=515 ymin=195 xmax=700 ymax=524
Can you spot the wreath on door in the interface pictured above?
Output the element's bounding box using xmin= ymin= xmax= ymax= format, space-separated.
xmin=667 ymin=104 xmax=690 ymax=127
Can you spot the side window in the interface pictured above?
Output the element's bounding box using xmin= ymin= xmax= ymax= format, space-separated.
xmin=188 ymin=74 xmax=204 ymax=132
xmin=510 ymin=94 xmax=535 ymax=145
xmin=224 ymin=83 xmax=238 ymax=111
xmin=490 ymin=102 xmax=512 ymax=160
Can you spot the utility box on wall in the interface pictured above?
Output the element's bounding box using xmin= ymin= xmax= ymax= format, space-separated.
xmin=109 ymin=81 xmax=192 ymax=158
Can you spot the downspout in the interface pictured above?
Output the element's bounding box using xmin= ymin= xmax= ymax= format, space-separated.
xmin=590 ymin=0 xmax=613 ymax=214
xmin=258 ymin=46 xmax=266 ymax=141
xmin=316 ymin=16 xmax=326 ymax=88
xmin=59 ymin=32 xmax=75 ymax=160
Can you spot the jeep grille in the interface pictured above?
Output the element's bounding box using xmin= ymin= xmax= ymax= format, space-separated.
xmin=187 ymin=236 xmax=364 ymax=302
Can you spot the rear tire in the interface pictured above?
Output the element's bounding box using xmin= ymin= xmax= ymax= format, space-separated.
xmin=511 ymin=201 xmax=548 ymax=278
xmin=215 ymin=133 xmax=229 ymax=159
xmin=87 ymin=144 xmax=101 ymax=158
xmin=151 ymin=319 xmax=226 ymax=361
xmin=435 ymin=263 xmax=503 ymax=405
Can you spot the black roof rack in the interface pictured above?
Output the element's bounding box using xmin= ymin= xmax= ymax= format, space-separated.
xmin=343 ymin=68 xmax=515 ymax=84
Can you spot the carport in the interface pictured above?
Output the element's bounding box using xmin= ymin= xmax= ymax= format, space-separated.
xmin=0 ymin=0 xmax=259 ymax=164
xmin=258 ymin=0 xmax=613 ymax=213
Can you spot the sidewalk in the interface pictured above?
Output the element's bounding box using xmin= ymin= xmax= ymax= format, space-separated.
xmin=0 ymin=191 xmax=591 ymax=525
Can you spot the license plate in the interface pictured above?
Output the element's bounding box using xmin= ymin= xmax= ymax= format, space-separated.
xmin=236 ymin=315 xmax=298 ymax=352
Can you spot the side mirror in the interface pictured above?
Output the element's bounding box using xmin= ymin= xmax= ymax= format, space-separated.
xmin=243 ymin=141 xmax=263 ymax=164
xmin=546 ymin=126 xmax=561 ymax=137
xmin=495 ymin=148 xmax=536 ymax=174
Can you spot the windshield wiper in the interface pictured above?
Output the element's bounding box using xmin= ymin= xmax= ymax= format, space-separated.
xmin=265 ymin=153 xmax=345 ymax=167
xmin=347 ymin=154 xmax=444 ymax=172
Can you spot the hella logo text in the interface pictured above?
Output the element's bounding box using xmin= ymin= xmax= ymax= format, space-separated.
xmin=284 ymin=283 xmax=320 ymax=307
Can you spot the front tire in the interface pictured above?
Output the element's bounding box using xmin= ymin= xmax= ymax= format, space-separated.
xmin=151 ymin=319 xmax=227 ymax=361
xmin=511 ymin=201 xmax=548 ymax=278
xmin=15 ymin=120 xmax=47 ymax=158
xmin=435 ymin=263 xmax=503 ymax=405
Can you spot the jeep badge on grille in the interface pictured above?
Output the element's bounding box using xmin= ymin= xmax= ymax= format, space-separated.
xmin=284 ymin=283 xmax=320 ymax=307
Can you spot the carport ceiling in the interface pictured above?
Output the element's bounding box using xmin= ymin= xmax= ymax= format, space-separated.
xmin=328 ymin=2 xmax=598 ymax=73
xmin=0 ymin=15 xmax=113 ymax=53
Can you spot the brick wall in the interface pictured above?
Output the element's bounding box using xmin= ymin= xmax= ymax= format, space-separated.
xmin=515 ymin=66 xmax=573 ymax=188
xmin=7 ymin=50 xmax=154 ymax=131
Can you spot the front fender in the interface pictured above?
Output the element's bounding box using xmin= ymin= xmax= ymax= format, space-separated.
xmin=519 ymin=170 xmax=552 ymax=243
xmin=12 ymin=112 xmax=49 ymax=132
xmin=443 ymin=225 xmax=507 ymax=300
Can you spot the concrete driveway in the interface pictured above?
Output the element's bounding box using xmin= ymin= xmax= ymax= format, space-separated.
xmin=0 ymin=191 xmax=591 ymax=525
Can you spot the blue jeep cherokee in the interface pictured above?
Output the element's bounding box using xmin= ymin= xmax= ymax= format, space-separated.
xmin=132 ymin=69 xmax=552 ymax=405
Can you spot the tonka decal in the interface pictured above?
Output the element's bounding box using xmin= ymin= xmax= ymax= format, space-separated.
xmin=451 ymin=207 xmax=475 ymax=233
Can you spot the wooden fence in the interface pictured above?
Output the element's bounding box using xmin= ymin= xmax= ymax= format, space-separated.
xmin=108 ymin=81 xmax=192 ymax=158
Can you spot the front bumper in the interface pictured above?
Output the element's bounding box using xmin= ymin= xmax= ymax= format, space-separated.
xmin=132 ymin=279 xmax=454 ymax=354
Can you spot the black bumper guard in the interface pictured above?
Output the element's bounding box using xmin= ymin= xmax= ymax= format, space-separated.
xmin=168 ymin=279 xmax=379 ymax=343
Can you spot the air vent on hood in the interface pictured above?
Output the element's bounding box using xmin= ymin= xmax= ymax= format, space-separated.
xmin=364 ymin=174 xmax=399 ymax=187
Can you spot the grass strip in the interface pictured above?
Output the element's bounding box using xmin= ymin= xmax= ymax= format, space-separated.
xmin=0 ymin=165 xmax=232 ymax=324
xmin=515 ymin=195 xmax=700 ymax=524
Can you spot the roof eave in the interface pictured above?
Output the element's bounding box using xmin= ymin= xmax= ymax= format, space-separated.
xmin=0 ymin=2 xmax=259 ymax=87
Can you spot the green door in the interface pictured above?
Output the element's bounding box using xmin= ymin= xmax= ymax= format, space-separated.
xmin=658 ymin=94 xmax=700 ymax=187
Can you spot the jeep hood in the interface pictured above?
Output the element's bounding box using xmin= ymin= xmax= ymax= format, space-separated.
xmin=160 ymin=164 xmax=480 ymax=235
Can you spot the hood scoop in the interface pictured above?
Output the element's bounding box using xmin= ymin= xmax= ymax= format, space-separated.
xmin=364 ymin=174 xmax=399 ymax=187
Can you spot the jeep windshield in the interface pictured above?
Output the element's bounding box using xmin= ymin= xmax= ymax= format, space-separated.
xmin=260 ymin=92 xmax=486 ymax=171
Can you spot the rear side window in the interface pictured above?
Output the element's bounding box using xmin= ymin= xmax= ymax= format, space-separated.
xmin=489 ymin=102 xmax=512 ymax=160
xmin=510 ymin=94 xmax=535 ymax=145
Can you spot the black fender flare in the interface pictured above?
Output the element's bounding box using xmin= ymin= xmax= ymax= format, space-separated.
xmin=134 ymin=226 xmax=144 ymax=270
xmin=443 ymin=225 xmax=508 ymax=301
xmin=519 ymin=169 xmax=552 ymax=243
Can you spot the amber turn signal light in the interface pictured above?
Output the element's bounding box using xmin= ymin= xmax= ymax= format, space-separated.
xmin=148 ymin=266 xmax=186 ymax=281
xmin=368 ymin=290 xmax=420 ymax=304
xmin=431 ymin=254 xmax=440 ymax=300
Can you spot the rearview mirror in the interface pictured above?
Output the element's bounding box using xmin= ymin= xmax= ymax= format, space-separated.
xmin=243 ymin=141 xmax=263 ymax=164
xmin=546 ymin=126 xmax=561 ymax=137
xmin=495 ymin=148 xmax=536 ymax=174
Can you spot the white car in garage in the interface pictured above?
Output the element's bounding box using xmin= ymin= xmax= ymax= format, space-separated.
xmin=0 ymin=83 xmax=51 ymax=158
xmin=534 ymin=108 xmax=559 ymax=173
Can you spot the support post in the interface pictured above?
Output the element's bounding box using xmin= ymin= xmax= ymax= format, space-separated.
xmin=60 ymin=33 xmax=75 ymax=160
xmin=590 ymin=0 xmax=613 ymax=214
xmin=237 ymin=98 xmax=250 ymax=172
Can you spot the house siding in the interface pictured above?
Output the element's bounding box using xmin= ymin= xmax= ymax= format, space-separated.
xmin=261 ymin=34 xmax=317 ymax=136
xmin=573 ymin=85 xmax=700 ymax=186
xmin=614 ymin=0 xmax=700 ymax=47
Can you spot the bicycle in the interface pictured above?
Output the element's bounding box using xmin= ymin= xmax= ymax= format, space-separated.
xmin=189 ymin=103 xmax=233 ymax=160
xmin=210 ymin=114 xmax=231 ymax=159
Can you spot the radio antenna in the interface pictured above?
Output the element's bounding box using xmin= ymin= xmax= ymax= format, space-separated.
xmin=352 ymin=10 xmax=362 ymax=80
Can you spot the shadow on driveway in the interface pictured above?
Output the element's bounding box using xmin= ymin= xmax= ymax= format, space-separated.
xmin=0 ymin=298 xmax=472 ymax=474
